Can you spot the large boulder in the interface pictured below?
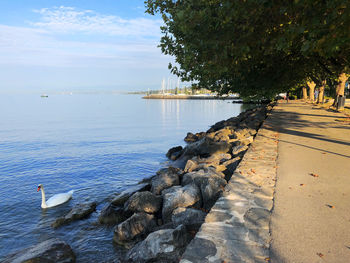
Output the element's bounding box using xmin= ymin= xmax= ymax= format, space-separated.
xmin=166 ymin=146 xmax=183 ymax=160
xmin=124 ymin=191 xmax=162 ymax=214
xmin=3 ymin=238 xmax=75 ymax=263
xmin=184 ymin=132 xmax=206 ymax=143
xmin=197 ymin=153 xmax=232 ymax=165
xmin=162 ymin=184 xmax=201 ymax=222
xmin=199 ymin=175 xmax=227 ymax=210
xmin=212 ymin=127 xmax=234 ymax=142
xmin=181 ymin=137 xmax=231 ymax=159
xmin=182 ymin=170 xmax=227 ymax=210
xmin=52 ymin=202 xmax=97 ymax=228
xmin=172 ymin=207 xmax=207 ymax=231
xmin=98 ymin=203 xmax=127 ymax=225
xmin=125 ymin=224 xmax=190 ymax=263
xmin=113 ymin=212 xmax=156 ymax=246
xmin=151 ymin=167 xmax=181 ymax=195
xmin=182 ymin=168 xmax=225 ymax=186
xmin=111 ymin=183 xmax=150 ymax=206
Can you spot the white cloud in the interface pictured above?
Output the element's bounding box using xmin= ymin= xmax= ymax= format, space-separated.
xmin=0 ymin=6 xmax=174 ymax=90
xmin=0 ymin=23 xmax=168 ymax=69
xmin=31 ymin=6 xmax=162 ymax=37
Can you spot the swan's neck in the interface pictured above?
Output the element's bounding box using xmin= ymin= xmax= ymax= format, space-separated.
xmin=40 ymin=187 xmax=48 ymax=208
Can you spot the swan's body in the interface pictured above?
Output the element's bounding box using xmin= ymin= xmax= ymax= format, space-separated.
xmin=37 ymin=184 xmax=73 ymax=208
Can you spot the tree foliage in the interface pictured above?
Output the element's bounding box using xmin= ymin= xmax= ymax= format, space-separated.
xmin=146 ymin=0 xmax=350 ymax=99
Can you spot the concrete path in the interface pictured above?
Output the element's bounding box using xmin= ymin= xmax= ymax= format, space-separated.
xmin=270 ymin=101 xmax=350 ymax=263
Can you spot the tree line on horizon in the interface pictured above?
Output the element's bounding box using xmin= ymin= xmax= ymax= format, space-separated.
xmin=145 ymin=0 xmax=349 ymax=108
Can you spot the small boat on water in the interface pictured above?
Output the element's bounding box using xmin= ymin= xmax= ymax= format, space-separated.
xmin=41 ymin=94 xmax=48 ymax=98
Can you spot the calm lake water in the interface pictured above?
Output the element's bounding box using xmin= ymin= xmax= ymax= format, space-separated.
xmin=0 ymin=93 xmax=246 ymax=262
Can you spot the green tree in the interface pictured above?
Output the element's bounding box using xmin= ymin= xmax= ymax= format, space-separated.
xmin=146 ymin=0 xmax=350 ymax=103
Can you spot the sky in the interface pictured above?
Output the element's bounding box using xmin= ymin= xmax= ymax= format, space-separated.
xmin=0 ymin=0 xmax=177 ymax=93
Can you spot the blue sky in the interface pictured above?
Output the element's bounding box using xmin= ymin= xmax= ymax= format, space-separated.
xmin=0 ymin=0 xmax=176 ymax=93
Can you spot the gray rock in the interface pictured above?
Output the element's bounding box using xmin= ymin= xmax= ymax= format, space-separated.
xmin=162 ymin=184 xmax=201 ymax=222
xmin=182 ymin=168 xmax=225 ymax=186
xmin=124 ymin=191 xmax=162 ymax=214
xmin=111 ymin=183 xmax=150 ymax=206
xmin=182 ymin=169 xmax=227 ymax=209
xmin=172 ymin=207 xmax=207 ymax=231
xmin=98 ymin=203 xmax=127 ymax=225
xmin=212 ymin=127 xmax=234 ymax=142
xmin=184 ymin=132 xmax=206 ymax=143
xmin=52 ymin=202 xmax=97 ymax=228
xmin=126 ymin=224 xmax=190 ymax=263
xmin=166 ymin=146 xmax=183 ymax=160
xmin=170 ymin=150 xmax=183 ymax=161
xmin=197 ymin=175 xmax=227 ymax=210
xmin=151 ymin=168 xmax=181 ymax=195
xmin=207 ymin=120 xmax=226 ymax=133
xmin=235 ymin=128 xmax=250 ymax=138
xmin=166 ymin=145 xmax=183 ymax=158
xmin=197 ymin=153 xmax=232 ymax=165
xmin=3 ymin=238 xmax=75 ymax=263
xmin=181 ymin=137 xmax=231 ymax=159
xmin=184 ymin=159 xmax=198 ymax=173
xmin=157 ymin=166 xmax=182 ymax=176
xmin=113 ymin=212 xmax=156 ymax=245
xmin=184 ymin=132 xmax=198 ymax=142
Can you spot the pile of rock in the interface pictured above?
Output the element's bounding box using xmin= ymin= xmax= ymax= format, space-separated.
xmin=96 ymin=105 xmax=272 ymax=262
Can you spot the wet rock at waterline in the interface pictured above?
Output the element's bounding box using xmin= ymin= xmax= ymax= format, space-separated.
xmin=52 ymin=202 xmax=97 ymax=228
xmin=111 ymin=183 xmax=150 ymax=206
xmin=126 ymin=224 xmax=190 ymax=263
xmin=3 ymin=238 xmax=76 ymax=263
xmin=99 ymin=203 xmax=126 ymax=225
xmin=184 ymin=132 xmax=206 ymax=143
xmin=166 ymin=146 xmax=183 ymax=161
xmin=113 ymin=212 xmax=157 ymax=246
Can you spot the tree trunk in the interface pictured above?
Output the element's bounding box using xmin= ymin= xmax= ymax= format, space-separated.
xmin=317 ymin=80 xmax=326 ymax=104
xmin=307 ymin=81 xmax=316 ymax=102
xmin=302 ymin=87 xmax=308 ymax=100
xmin=335 ymin=73 xmax=348 ymax=110
xmin=335 ymin=73 xmax=348 ymax=97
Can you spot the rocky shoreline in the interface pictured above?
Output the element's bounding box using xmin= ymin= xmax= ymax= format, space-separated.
xmin=4 ymin=103 xmax=274 ymax=263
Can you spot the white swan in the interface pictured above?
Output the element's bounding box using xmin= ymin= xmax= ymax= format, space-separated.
xmin=37 ymin=184 xmax=73 ymax=208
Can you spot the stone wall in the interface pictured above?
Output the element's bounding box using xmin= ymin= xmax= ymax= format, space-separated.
xmin=180 ymin=114 xmax=278 ymax=263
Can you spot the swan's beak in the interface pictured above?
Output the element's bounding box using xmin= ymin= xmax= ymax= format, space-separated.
xmin=37 ymin=186 xmax=41 ymax=192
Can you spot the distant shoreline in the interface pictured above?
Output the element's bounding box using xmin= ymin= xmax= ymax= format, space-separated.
xmin=142 ymin=94 xmax=240 ymax=100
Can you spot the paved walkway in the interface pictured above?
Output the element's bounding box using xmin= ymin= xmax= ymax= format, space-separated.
xmin=270 ymin=101 xmax=350 ymax=263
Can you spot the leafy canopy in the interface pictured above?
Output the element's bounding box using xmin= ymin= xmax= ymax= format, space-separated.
xmin=146 ymin=0 xmax=350 ymax=98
